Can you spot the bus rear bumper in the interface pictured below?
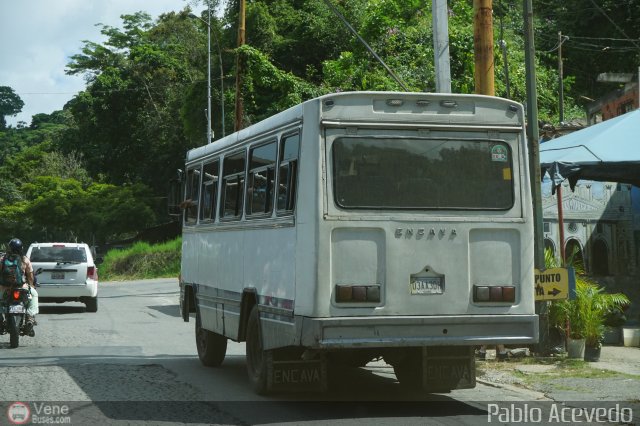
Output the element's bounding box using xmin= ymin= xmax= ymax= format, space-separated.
xmin=300 ymin=314 xmax=539 ymax=349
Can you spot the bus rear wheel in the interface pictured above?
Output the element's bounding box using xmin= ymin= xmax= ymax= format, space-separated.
xmin=245 ymin=306 xmax=268 ymax=394
xmin=195 ymin=313 xmax=227 ymax=367
xmin=392 ymin=348 xmax=422 ymax=390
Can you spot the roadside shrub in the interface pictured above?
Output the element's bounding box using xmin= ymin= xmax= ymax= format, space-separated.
xmin=100 ymin=237 xmax=181 ymax=280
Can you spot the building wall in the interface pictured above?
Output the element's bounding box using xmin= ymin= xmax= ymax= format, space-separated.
xmin=587 ymin=82 xmax=639 ymax=124
xmin=542 ymin=179 xmax=636 ymax=276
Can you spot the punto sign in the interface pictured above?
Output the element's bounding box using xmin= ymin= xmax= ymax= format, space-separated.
xmin=533 ymin=267 xmax=575 ymax=301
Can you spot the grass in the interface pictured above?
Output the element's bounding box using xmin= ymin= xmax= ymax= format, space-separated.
xmin=477 ymin=355 xmax=639 ymax=390
xmin=100 ymin=237 xmax=181 ymax=281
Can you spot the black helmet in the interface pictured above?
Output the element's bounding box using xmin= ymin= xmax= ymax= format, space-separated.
xmin=8 ymin=238 xmax=23 ymax=255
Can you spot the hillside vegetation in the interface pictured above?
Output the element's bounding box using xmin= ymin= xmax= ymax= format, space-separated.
xmin=100 ymin=238 xmax=181 ymax=281
xmin=1 ymin=1 xmax=638 ymax=246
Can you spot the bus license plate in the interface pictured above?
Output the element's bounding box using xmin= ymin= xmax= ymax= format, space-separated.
xmin=9 ymin=305 xmax=25 ymax=314
xmin=410 ymin=277 xmax=444 ymax=295
xmin=52 ymin=272 xmax=65 ymax=279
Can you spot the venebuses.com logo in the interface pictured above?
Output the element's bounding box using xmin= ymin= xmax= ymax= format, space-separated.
xmin=6 ymin=401 xmax=72 ymax=424
xmin=7 ymin=402 xmax=31 ymax=425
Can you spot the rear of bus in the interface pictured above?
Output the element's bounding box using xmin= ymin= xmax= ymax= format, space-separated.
xmin=304 ymin=92 xmax=538 ymax=389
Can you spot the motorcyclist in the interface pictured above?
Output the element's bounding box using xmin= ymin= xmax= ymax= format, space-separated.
xmin=0 ymin=238 xmax=39 ymax=335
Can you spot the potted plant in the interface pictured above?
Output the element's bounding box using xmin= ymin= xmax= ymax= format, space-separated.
xmin=623 ymin=314 xmax=640 ymax=347
xmin=547 ymin=248 xmax=630 ymax=360
xmin=549 ymin=285 xmax=585 ymax=359
xmin=603 ymin=310 xmax=627 ymax=345
xmin=578 ymin=280 xmax=629 ymax=361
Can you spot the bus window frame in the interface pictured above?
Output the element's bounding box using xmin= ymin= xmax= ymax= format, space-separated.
xmin=247 ymin=139 xmax=278 ymax=219
xmin=220 ymin=150 xmax=247 ymax=221
xmin=199 ymin=158 xmax=220 ymax=223
xmin=276 ymin=131 xmax=300 ymax=216
xmin=184 ymin=165 xmax=202 ymax=226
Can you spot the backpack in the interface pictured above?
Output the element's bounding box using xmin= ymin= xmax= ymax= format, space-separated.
xmin=1 ymin=254 xmax=23 ymax=287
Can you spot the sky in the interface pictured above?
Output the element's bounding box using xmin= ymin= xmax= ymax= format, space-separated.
xmin=0 ymin=0 xmax=209 ymax=127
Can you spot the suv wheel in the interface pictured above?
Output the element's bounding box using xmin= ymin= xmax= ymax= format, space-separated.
xmin=85 ymin=297 xmax=98 ymax=313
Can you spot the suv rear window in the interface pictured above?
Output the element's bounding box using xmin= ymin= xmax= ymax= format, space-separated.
xmin=30 ymin=247 xmax=87 ymax=263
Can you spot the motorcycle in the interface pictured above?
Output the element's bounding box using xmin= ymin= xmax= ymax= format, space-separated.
xmin=1 ymin=268 xmax=41 ymax=348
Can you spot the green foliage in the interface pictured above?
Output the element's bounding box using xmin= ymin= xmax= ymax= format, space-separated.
xmin=535 ymin=0 xmax=640 ymax=101
xmin=547 ymin=245 xmax=631 ymax=345
xmin=64 ymin=11 xmax=201 ymax=192
xmin=239 ymin=45 xmax=323 ymax=124
xmin=0 ymin=86 xmax=24 ymax=129
xmin=100 ymin=237 xmax=181 ymax=280
xmin=3 ymin=0 xmax=638 ymax=247
xmin=549 ymin=274 xmax=630 ymax=344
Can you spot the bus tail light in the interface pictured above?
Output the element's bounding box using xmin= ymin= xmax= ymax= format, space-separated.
xmin=335 ymin=285 xmax=380 ymax=303
xmin=474 ymin=285 xmax=515 ymax=303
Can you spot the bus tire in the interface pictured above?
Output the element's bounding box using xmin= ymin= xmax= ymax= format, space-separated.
xmin=195 ymin=313 xmax=227 ymax=367
xmin=392 ymin=348 xmax=422 ymax=390
xmin=245 ymin=306 xmax=268 ymax=394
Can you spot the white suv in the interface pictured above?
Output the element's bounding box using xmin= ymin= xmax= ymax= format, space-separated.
xmin=26 ymin=242 xmax=101 ymax=312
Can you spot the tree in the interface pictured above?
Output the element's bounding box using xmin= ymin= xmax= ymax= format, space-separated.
xmin=0 ymin=86 xmax=24 ymax=130
xmin=64 ymin=11 xmax=203 ymax=193
xmin=535 ymin=0 xmax=640 ymax=101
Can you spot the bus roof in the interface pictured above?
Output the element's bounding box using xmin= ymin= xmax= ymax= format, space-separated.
xmin=185 ymin=91 xmax=523 ymax=162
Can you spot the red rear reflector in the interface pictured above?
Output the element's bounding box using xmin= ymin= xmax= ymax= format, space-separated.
xmin=502 ymin=286 xmax=516 ymax=302
xmin=474 ymin=285 xmax=516 ymax=303
xmin=490 ymin=287 xmax=503 ymax=301
xmin=352 ymin=286 xmax=367 ymax=302
xmin=336 ymin=286 xmax=353 ymax=303
xmin=335 ymin=285 xmax=381 ymax=303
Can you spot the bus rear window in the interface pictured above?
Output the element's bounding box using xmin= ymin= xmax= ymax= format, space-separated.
xmin=332 ymin=137 xmax=514 ymax=210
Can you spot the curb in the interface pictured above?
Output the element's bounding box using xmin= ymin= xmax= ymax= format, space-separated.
xmin=477 ymin=378 xmax=552 ymax=401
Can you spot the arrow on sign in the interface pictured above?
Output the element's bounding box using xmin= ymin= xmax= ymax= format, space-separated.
xmin=547 ymin=288 xmax=562 ymax=297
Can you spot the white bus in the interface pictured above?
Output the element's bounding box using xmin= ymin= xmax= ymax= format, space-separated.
xmin=176 ymin=91 xmax=538 ymax=394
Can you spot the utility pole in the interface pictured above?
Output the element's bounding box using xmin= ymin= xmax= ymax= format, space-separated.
xmin=206 ymin=2 xmax=213 ymax=143
xmin=473 ymin=0 xmax=495 ymax=96
xmin=234 ymin=0 xmax=246 ymax=132
xmin=432 ymin=0 xmax=451 ymax=93
xmin=558 ymin=31 xmax=564 ymax=124
xmin=524 ymin=0 xmax=548 ymax=356
xmin=524 ymin=0 xmax=544 ymax=270
xmin=496 ymin=3 xmax=511 ymax=98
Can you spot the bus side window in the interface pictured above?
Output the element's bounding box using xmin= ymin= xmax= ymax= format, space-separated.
xmin=277 ymin=133 xmax=299 ymax=214
xmin=220 ymin=151 xmax=246 ymax=220
xmin=200 ymin=160 xmax=219 ymax=222
xmin=184 ymin=166 xmax=201 ymax=225
xmin=248 ymin=141 xmax=277 ymax=217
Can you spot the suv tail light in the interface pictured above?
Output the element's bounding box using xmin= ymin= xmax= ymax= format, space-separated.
xmin=87 ymin=266 xmax=98 ymax=281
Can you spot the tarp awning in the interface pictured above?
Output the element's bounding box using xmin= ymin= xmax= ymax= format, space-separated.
xmin=540 ymin=109 xmax=640 ymax=188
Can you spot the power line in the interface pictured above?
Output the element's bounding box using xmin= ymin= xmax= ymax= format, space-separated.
xmin=587 ymin=0 xmax=640 ymax=51
xmin=321 ymin=0 xmax=409 ymax=91
xmin=570 ymin=35 xmax=640 ymax=43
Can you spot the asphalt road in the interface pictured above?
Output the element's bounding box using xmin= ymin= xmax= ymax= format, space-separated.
xmin=0 ymin=279 xmax=550 ymax=425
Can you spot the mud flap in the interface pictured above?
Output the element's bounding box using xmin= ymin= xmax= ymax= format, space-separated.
xmin=266 ymin=351 xmax=328 ymax=393
xmin=422 ymin=346 xmax=476 ymax=391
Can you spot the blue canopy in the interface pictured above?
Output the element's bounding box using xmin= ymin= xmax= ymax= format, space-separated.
xmin=540 ymin=109 xmax=640 ymax=188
